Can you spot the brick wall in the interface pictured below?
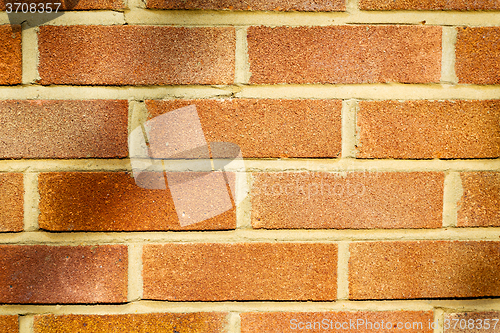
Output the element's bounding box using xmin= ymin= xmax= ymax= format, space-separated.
xmin=0 ymin=0 xmax=499 ymax=332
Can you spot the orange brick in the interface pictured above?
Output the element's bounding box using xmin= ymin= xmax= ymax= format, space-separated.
xmin=251 ymin=172 xmax=444 ymax=229
xmin=0 ymin=316 xmax=18 ymax=333
xmin=0 ymin=0 xmax=125 ymax=10
xmin=357 ymin=100 xmax=500 ymax=159
xmin=0 ymin=173 xmax=23 ymax=232
xmin=360 ymin=0 xmax=500 ymax=10
xmin=444 ymin=312 xmax=500 ymax=332
xmin=458 ymin=172 xmax=500 ymax=227
xmin=0 ymin=245 xmax=127 ymax=303
xmin=0 ymin=25 xmax=21 ymax=85
xmin=247 ymin=26 xmax=441 ymax=84
xmin=350 ymin=241 xmax=500 ymax=300
xmin=143 ymin=243 xmax=337 ymax=301
xmin=146 ymin=0 xmax=345 ymax=11
xmin=146 ymin=99 xmax=342 ymax=158
xmin=38 ymin=26 xmax=235 ymax=85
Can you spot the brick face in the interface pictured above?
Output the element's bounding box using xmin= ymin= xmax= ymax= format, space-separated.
xmin=359 ymin=0 xmax=500 ymax=10
xmin=0 ymin=25 xmax=21 ymax=85
xmin=247 ymin=26 xmax=441 ymax=84
xmin=357 ymin=100 xmax=500 ymax=159
xmin=146 ymin=0 xmax=345 ymax=11
xmin=38 ymin=26 xmax=235 ymax=85
xmin=143 ymin=243 xmax=337 ymax=301
xmin=349 ymin=241 xmax=500 ymax=300
xmin=250 ymin=172 xmax=444 ymax=229
xmin=0 ymin=173 xmax=23 ymax=232
xmin=444 ymin=312 xmax=500 ymax=333
xmin=0 ymin=0 xmax=126 ymax=10
xmin=0 ymin=316 xmax=18 ymax=333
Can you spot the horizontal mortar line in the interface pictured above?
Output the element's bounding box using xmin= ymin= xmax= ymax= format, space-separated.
xmin=0 ymin=11 xmax=125 ymax=26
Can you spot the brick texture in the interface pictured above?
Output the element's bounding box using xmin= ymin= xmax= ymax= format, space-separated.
xmin=146 ymin=99 xmax=342 ymax=158
xmin=0 ymin=100 xmax=128 ymax=159
xmin=146 ymin=0 xmax=345 ymax=11
xmin=0 ymin=316 xmax=18 ymax=333
xmin=38 ymin=26 xmax=235 ymax=85
xmin=247 ymin=26 xmax=441 ymax=84
xmin=444 ymin=312 xmax=500 ymax=333
xmin=38 ymin=172 xmax=235 ymax=231
xmin=458 ymin=172 xmax=500 ymax=227
xmin=359 ymin=0 xmax=500 ymax=10
xmin=0 ymin=0 xmax=125 ymax=10
xmin=34 ymin=313 xmax=228 ymax=333
xmin=250 ymin=172 xmax=444 ymax=229
xmin=456 ymin=27 xmax=500 ymax=85
xmin=0 ymin=173 xmax=23 ymax=232
xmin=0 ymin=245 xmax=127 ymax=304
xmin=143 ymin=243 xmax=337 ymax=301
xmin=349 ymin=241 xmax=500 ymax=300
xmin=0 ymin=25 xmax=21 ymax=85
xmin=357 ymin=100 xmax=500 ymax=159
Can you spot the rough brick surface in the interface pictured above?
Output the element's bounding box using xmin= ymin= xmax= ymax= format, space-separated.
xmin=0 ymin=0 xmax=125 ymax=10
xmin=456 ymin=27 xmax=500 ymax=85
xmin=38 ymin=172 xmax=235 ymax=231
xmin=241 ymin=311 xmax=434 ymax=332
xmin=38 ymin=26 xmax=235 ymax=85
xmin=0 ymin=173 xmax=23 ymax=232
xmin=458 ymin=172 xmax=500 ymax=227
xmin=251 ymin=172 xmax=444 ymax=229
xmin=359 ymin=0 xmax=500 ymax=10
xmin=357 ymin=100 xmax=500 ymax=159
xmin=0 ymin=100 xmax=128 ymax=159
xmin=146 ymin=0 xmax=345 ymax=11
xmin=34 ymin=313 xmax=228 ymax=333
xmin=146 ymin=99 xmax=342 ymax=158
xmin=247 ymin=26 xmax=441 ymax=84
xmin=143 ymin=243 xmax=337 ymax=301
xmin=350 ymin=241 xmax=500 ymax=300
xmin=0 ymin=245 xmax=127 ymax=303
xmin=0 ymin=25 xmax=21 ymax=85
xmin=444 ymin=312 xmax=500 ymax=333
xmin=0 ymin=316 xmax=18 ymax=333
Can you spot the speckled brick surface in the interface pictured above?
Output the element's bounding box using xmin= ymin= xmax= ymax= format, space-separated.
xmin=0 ymin=0 xmax=125 ymax=10
xmin=349 ymin=241 xmax=500 ymax=300
xmin=0 ymin=245 xmax=127 ymax=304
xmin=251 ymin=172 xmax=444 ymax=229
xmin=0 ymin=173 xmax=23 ymax=232
xmin=359 ymin=0 xmax=500 ymax=10
xmin=247 ymin=26 xmax=441 ymax=84
xmin=146 ymin=0 xmax=345 ymax=11
xmin=0 ymin=100 xmax=128 ymax=159
xmin=143 ymin=243 xmax=337 ymax=301
xmin=0 ymin=316 xmax=18 ymax=333
xmin=357 ymin=100 xmax=500 ymax=159
xmin=0 ymin=25 xmax=21 ymax=85
xmin=444 ymin=312 xmax=500 ymax=333
xmin=38 ymin=26 xmax=235 ymax=85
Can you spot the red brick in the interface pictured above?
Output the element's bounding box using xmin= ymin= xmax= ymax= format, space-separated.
xmin=143 ymin=243 xmax=337 ymax=301
xmin=0 ymin=245 xmax=127 ymax=303
xmin=444 ymin=312 xmax=500 ymax=333
xmin=0 ymin=0 xmax=125 ymax=10
xmin=456 ymin=27 xmax=500 ymax=84
xmin=38 ymin=172 xmax=235 ymax=231
xmin=146 ymin=0 xmax=345 ymax=11
xmin=0 ymin=100 xmax=128 ymax=159
xmin=0 ymin=316 xmax=18 ymax=333
xmin=357 ymin=100 xmax=500 ymax=159
xmin=38 ymin=26 xmax=235 ymax=85
xmin=458 ymin=172 xmax=500 ymax=227
xmin=247 ymin=26 xmax=441 ymax=84
xmin=146 ymin=99 xmax=342 ymax=158
xmin=34 ymin=313 xmax=228 ymax=333
xmin=0 ymin=25 xmax=21 ymax=85
xmin=349 ymin=241 xmax=500 ymax=300
xmin=360 ymin=0 xmax=499 ymax=10
xmin=251 ymin=172 xmax=444 ymax=229
xmin=0 ymin=173 xmax=23 ymax=232
xmin=241 ymin=311 xmax=434 ymax=332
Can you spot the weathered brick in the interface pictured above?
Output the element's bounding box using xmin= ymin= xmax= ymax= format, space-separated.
xmin=456 ymin=27 xmax=500 ymax=84
xmin=251 ymin=172 xmax=444 ymax=229
xmin=349 ymin=241 xmax=500 ymax=300
xmin=146 ymin=0 xmax=345 ymax=11
xmin=247 ymin=26 xmax=441 ymax=84
xmin=143 ymin=243 xmax=337 ymax=301
xmin=0 ymin=316 xmax=18 ymax=333
xmin=0 ymin=100 xmax=128 ymax=159
xmin=357 ymin=100 xmax=500 ymax=159
xmin=34 ymin=313 xmax=228 ymax=333
xmin=0 ymin=173 xmax=23 ymax=232
xmin=38 ymin=26 xmax=235 ymax=85
xmin=0 ymin=25 xmax=21 ymax=85
xmin=0 ymin=0 xmax=125 ymax=10
xmin=241 ymin=311 xmax=434 ymax=332
xmin=444 ymin=312 xmax=500 ymax=333
xmin=146 ymin=99 xmax=342 ymax=158
xmin=360 ymin=0 xmax=500 ymax=10
xmin=0 ymin=245 xmax=127 ymax=303
xmin=38 ymin=172 xmax=235 ymax=231
xmin=458 ymin=172 xmax=500 ymax=227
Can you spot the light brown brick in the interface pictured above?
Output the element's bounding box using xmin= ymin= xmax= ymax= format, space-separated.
xmin=0 ymin=245 xmax=127 ymax=303
xmin=349 ymin=241 xmax=500 ymax=300
xmin=143 ymin=243 xmax=337 ymax=301
xmin=0 ymin=316 xmax=18 ymax=333
xmin=444 ymin=312 xmax=500 ymax=333
xmin=357 ymin=100 xmax=500 ymax=159
xmin=0 ymin=100 xmax=128 ymax=159
xmin=456 ymin=27 xmax=500 ymax=85
xmin=247 ymin=26 xmax=441 ymax=84
xmin=0 ymin=25 xmax=21 ymax=85
xmin=38 ymin=26 xmax=235 ymax=85
xmin=458 ymin=172 xmax=500 ymax=227
xmin=0 ymin=173 xmax=23 ymax=232
xmin=251 ymin=172 xmax=444 ymax=229
xmin=146 ymin=0 xmax=345 ymax=11
xmin=360 ymin=0 xmax=500 ymax=10
xmin=0 ymin=0 xmax=125 ymax=10
xmin=146 ymin=99 xmax=342 ymax=158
